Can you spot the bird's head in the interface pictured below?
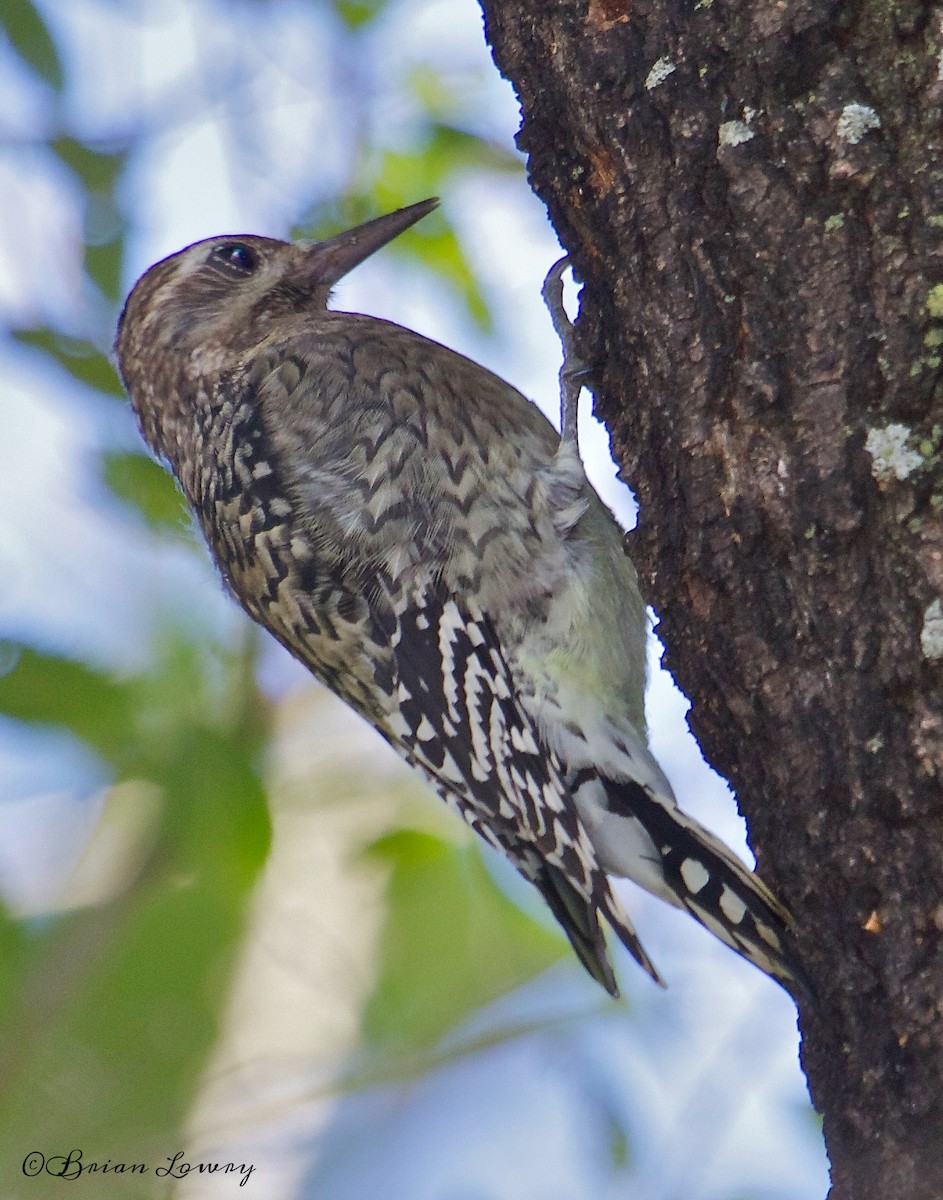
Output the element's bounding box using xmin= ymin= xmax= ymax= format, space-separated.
xmin=115 ymin=199 xmax=438 ymax=455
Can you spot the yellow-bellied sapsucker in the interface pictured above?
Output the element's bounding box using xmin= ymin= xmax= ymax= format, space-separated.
xmin=116 ymin=199 xmax=801 ymax=997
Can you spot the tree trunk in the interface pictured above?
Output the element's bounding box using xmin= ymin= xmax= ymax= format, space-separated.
xmin=478 ymin=1 xmax=943 ymax=1195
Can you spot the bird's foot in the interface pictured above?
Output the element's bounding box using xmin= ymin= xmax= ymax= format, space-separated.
xmin=541 ymin=256 xmax=593 ymax=452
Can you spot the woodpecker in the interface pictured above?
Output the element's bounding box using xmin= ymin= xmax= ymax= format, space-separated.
xmin=116 ymin=198 xmax=802 ymax=997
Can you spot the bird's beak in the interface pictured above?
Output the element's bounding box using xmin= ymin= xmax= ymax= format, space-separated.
xmin=300 ymin=198 xmax=439 ymax=286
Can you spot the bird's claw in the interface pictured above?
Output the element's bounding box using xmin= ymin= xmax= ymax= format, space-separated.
xmin=542 ymin=256 xmax=591 ymax=451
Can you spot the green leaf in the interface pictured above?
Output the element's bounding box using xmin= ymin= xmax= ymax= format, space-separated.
xmin=406 ymin=65 xmax=455 ymax=120
xmin=86 ymin=238 xmax=124 ymax=301
xmin=50 ymin=142 xmax=129 ymax=300
xmin=157 ymin=718 xmax=272 ymax=883
xmin=102 ymin=450 xmax=189 ymax=531
xmin=13 ymin=328 xmax=124 ymax=397
xmin=0 ymin=645 xmax=137 ymax=766
xmin=0 ymin=902 xmax=27 ymax=1023
xmin=1 ymin=0 xmax=63 ymax=90
xmin=52 ymin=136 xmax=128 ymax=192
xmin=331 ymin=0 xmax=387 ymax=30
xmin=375 ymin=126 xmax=521 ymax=199
xmin=406 ymin=221 xmax=491 ymax=329
xmin=426 ymin=123 xmax=522 ymax=177
xmin=0 ymin=636 xmax=267 ymax=784
xmin=361 ymin=830 xmax=564 ymax=1056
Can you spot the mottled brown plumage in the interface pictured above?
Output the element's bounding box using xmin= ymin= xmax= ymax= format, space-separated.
xmin=116 ymin=201 xmax=802 ymax=996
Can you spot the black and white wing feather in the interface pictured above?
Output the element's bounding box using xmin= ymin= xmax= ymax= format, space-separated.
xmin=382 ymin=582 xmax=662 ymax=995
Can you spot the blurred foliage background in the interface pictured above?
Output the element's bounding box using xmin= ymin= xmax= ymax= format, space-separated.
xmin=0 ymin=2 xmax=827 ymax=1197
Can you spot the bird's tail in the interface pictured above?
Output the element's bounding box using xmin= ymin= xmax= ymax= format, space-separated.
xmin=536 ymin=862 xmax=665 ymax=996
xmin=599 ymin=776 xmax=808 ymax=995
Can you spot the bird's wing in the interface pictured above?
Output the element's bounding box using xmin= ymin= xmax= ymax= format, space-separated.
xmin=380 ymin=580 xmax=663 ymax=994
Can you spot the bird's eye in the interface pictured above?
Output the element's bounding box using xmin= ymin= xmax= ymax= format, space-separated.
xmin=208 ymin=242 xmax=259 ymax=277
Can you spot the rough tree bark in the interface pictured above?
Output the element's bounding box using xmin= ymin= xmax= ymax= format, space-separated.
xmin=478 ymin=1 xmax=943 ymax=1196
